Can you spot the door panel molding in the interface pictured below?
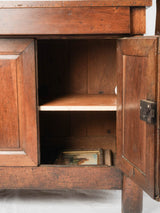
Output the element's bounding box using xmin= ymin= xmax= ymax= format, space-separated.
xmin=117 ymin=37 xmax=158 ymax=199
xmin=0 ymin=39 xmax=38 ymax=166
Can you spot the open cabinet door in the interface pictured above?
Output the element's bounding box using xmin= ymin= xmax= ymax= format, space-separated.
xmin=117 ymin=37 xmax=160 ymax=200
xmin=0 ymin=39 xmax=38 ymax=166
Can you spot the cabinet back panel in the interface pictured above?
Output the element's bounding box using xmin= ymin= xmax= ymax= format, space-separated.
xmin=40 ymin=111 xmax=116 ymax=163
xmin=38 ymin=39 xmax=116 ymax=104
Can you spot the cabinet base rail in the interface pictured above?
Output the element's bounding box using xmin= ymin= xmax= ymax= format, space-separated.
xmin=0 ymin=166 xmax=122 ymax=190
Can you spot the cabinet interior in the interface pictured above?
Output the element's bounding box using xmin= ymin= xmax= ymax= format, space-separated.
xmin=38 ymin=39 xmax=117 ymax=166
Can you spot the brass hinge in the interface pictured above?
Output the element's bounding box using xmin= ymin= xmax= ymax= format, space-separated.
xmin=140 ymin=100 xmax=157 ymax=124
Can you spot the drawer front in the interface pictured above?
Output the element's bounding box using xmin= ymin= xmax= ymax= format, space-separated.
xmin=0 ymin=7 xmax=130 ymax=34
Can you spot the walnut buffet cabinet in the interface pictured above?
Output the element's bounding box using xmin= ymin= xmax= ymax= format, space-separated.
xmin=0 ymin=0 xmax=159 ymax=212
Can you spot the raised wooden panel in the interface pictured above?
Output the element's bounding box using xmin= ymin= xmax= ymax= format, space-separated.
xmin=123 ymin=56 xmax=147 ymax=173
xmin=0 ymin=57 xmax=19 ymax=149
xmin=117 ymin=37 xmax=158 ymax=199
xmin=0 ymin=39 xmax=38 ymax=166
xmin=0 ymin=7 xmax=130 ymax=35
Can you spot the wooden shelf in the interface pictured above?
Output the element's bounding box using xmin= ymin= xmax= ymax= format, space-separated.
xmin=39 ymin=94 xmax=117 ymax=111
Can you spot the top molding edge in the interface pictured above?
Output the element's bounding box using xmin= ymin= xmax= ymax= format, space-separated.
xmin=0 ymin=0 xmax=152 ymax=8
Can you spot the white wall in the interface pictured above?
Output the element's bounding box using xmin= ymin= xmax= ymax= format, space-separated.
xmin=146 ymin=0 xmax=157 ymax=35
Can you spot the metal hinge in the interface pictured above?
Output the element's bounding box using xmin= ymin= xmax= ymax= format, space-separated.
xmin=140 ymin=100 xmax=157 ymax=124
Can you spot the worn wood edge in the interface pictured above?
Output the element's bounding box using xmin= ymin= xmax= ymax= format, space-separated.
xmin=0 ymin=35 xmax=130 ymax=40
xmin=0 ymin=0 xmax=152 ymax=8
xmin=34 ymin=40 xmax=41 ymax=166
xmin=156 ymin=37 xmax=160 ymax=200
xmin=0 ymin=166 xmax=122 ymax=190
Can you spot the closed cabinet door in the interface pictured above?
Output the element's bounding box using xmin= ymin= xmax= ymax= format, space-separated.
xmin=117 ymin=36 xmax=160 ymax=201
xmin=0 ymin=39 xmax=38 ymax=166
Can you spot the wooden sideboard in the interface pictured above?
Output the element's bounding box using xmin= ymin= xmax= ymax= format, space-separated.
xmin=0 ymin=0 xmax=159 ymax=212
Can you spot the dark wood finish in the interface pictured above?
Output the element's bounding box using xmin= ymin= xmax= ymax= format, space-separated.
xmin=0 ymin=39 xmax=38 ymax=166
xmin=0 ymin=7 xmax=130 ymax=35
xmin=0 ymin=0 xmax=152 ymax=8
xmin=0 ymin=166 xmax=122 ymax=190
xmin=41 ymin=136 xmax=116 ymax=164
xmin=117 ymin=37 xmax=158 ymax=199
xmin=40 ymin=111 xmax=116 ymax=164
xmin=130 ymin=7 xmax=146 ymax=35
xmin=68 ymin=40 xmax=88 ymax=94
xmin=88 ymin=40 xmax=116 ymax=94
xmin=122 ymin=175 xmax=143 ymax=213
xmin=38 ymin=39 xmax=117 ymax=104
xmin=40 ymin=112 xmax=116 ymax=139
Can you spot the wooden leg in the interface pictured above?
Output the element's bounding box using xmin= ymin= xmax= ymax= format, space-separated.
xmin=122 ymin=175 xmax=143 ymax=213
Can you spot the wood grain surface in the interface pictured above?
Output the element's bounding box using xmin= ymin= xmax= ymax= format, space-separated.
xmin=0 ymin=166 xmax=122 ymax=190
xmin=0 ymin=39 xmax=38 ymax=166
xmin=38 ymin=39 xmax=117 ymax=104
xmin=130 ymin=7 xmax=146 ymax=34
xmin=0 ymin=0 xmax=152 ymax=8
xmin=39 ymin=94 xmax=117 ymax=111
xmin=122 ymin=175 xmax=143 ymax=213
xmin=0 ymin=56 xmax=19 ymax=149
xmin=0 ymin=7 xmax=130 ymax=35
xmin=117 ymin=37 xmax=158 ymax=199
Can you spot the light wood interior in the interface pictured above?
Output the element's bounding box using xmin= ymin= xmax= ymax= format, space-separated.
xmin=38 ymin=39 xmax=117 ymax=165
xmin=39 ymin=94 xmax=117 ymax=111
